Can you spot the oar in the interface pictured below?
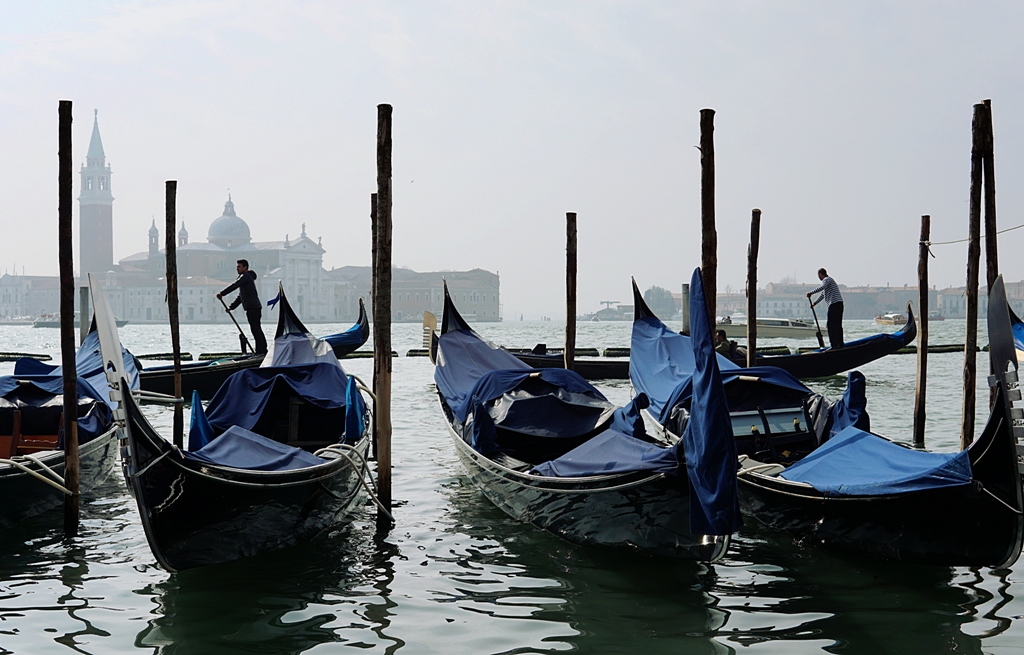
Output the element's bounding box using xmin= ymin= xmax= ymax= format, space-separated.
xmin=808 ymin=298 xmax=826 ymax=349
xmin=219 ymin=296 xmax=253 ymax=354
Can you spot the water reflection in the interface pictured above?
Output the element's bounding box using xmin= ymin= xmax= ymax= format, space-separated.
xmin=134 ymin=517 xmax=401 ymax=655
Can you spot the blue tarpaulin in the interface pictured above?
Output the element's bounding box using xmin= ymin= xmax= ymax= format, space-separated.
xmin=190 ymin=362 xmax=352 ymax=441
xmin=530 ymin=429 xmax=679 ymax=477
xmin=676 ymin=269 xmax=743 ymax=535
xmin=0 ymin=374 xmax=113 ymax=444
xmin=629 ymin=293 xmax=810 ymax=425
xmin=13 ymin=329 xmax=140 ymax=408
xmin=324 ymin=320 xmax=367 ymax=351
xmin=824 ymin=371 xmax=870 ymax=441
xmin=182 ymin=425 xmax=327 ymax=471
xmin=780 ymin=426 xmax=973 ymax=495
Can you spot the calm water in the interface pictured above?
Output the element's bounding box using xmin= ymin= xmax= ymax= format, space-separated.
xmin=0 ymin=318 xmax=1020 ymax=654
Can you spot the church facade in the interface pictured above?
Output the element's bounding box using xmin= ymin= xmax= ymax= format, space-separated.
xmin=0 ymin=112 xmax=500 ymax=324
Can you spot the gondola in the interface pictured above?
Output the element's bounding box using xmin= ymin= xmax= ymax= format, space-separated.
xmin=92 ymin=279 xmax=375 ymax=571
xmin=629 ymin=279 xmax=866 ymax=468
xmin=502 ymin=305 xmax=916 ymax=382
xmin=0 ymin=373 xmax=119 ymax=528
xmin=1008 ymin=304 xmax=1024 ymax=363
xmin=433 ymin=271 xmax=741 ymax=560
xmin=735 ymin=277 xmax=1024 ymax=566
xmin=138 ymin=297 xmax=370 ymax=400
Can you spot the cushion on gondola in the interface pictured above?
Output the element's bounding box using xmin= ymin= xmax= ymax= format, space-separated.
xmin=530 ymin=428 xmax=677 ymax=477
xmin=182 ymin=425 xmax=327 ymax=471
xmin=779 ymin=426 xmax=972 ymax=495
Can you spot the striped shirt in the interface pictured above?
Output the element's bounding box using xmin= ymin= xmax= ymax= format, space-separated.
xmin=810 ymin=277 xmax=843 ymax=307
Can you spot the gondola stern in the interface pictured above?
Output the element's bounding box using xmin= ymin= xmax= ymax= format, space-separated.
xmin=632 ymin=278 xmax=657 ymax=322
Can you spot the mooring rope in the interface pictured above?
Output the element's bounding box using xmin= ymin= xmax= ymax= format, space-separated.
xmin=316 ymin=442 xmax=395 ymax=523
xmin=0 ymin=457 xmax=71 ymax=495
xmin=922 ymin=221 xmax=1024 ymax=251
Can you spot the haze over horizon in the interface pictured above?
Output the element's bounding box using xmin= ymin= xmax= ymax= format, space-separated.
xmin=3 ymin=2 xmax=1024 ymax=319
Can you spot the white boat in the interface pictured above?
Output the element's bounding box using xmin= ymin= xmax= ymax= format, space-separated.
xmin=874 ymin=313 xmax=907 ymax=325
xmin=716 ymin=318 xmax=819 ymax=339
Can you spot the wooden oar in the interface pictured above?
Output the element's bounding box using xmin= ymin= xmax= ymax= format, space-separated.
xmin=219 ymin=296 xmax=253 ymax=354
xmin=808 ymin=298 xmax=826 ymax=349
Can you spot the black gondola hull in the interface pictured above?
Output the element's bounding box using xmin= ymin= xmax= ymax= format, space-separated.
xmin=446 ymin=416 xmax=728 ymax=561
xmin=124 ymin=395 xmax=368 ymax=571
xmin=139 ymin=355 xmax=264 ymax=399
xmin=0 ymin=425 xmax=117 ymax=529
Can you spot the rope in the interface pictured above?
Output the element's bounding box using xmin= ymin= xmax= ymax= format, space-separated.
xmin=0 ymin=457 xmax=71 ymax=495
xmin=923 ymin=221 xmax=1024 ymax=248
xmin=978 ymin=482 xmax=1024 ymax=515
xmin=315 ymin=443 xmax=395 ymax=523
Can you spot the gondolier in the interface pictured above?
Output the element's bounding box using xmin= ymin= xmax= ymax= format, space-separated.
xmin=807 ymin=268 xmax=844 ymax=349
xmin=217 ymin=259 xmax=267 ymax=355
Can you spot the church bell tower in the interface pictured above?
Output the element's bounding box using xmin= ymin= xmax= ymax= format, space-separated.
xmin=79 ymin=109 xmax=114 ymax=276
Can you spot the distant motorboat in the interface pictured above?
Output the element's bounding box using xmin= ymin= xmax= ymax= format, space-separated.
xmin=717 ymin=317 xmax=819 ymax=339
xmin=927 ymin=311 xmax=946 ymax=322
xmin=32 ymin=313 xmax=128 ymax=328
xmin=874 ymin=313 xmax=906 ymax=326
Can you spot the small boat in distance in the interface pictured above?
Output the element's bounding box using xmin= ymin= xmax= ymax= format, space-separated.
xmin=717 ymin=317 xmax=819 ymax=339
xmin=874 ymin=312 xmax=907 ymax=325
xmin=33 ymin=312 xmax=128 ymax=328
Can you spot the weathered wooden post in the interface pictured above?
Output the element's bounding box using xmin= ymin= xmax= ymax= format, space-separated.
xmin=164 ymin=180 xmax=183 ymax=447
xmin=746 ymin=209 xmax=761 ymax=368
xmin=370 ymin=192 xmax=378 ymax=461
xmin=58 ymin=100 xmax=80 ymax=538
xmin=962 ymin=103 xmax=984 ymax=449
xmin=79 ymin=286 xmax=90 ymax=344
xmin=373 ymin=104 xmax=393 ymax=530
xmin=564 ymin=212 xmax=577 ymax=371
xmin=982 ymin=99 xmax=998 ymax=292
xmin=700 ymin=108 xmax=717 ymax=322
xmin=681 ymin=283 xmax=690 ymax=335
xmin=914 ymin=215 xmax=930 ymax=448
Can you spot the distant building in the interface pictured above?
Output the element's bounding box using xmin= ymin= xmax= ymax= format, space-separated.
xmin=79 ymin=110 xmax=114 ymax=277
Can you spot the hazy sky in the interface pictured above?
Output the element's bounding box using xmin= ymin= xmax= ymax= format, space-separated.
xmin=3 ymin=1 xmax=1024 ymax=318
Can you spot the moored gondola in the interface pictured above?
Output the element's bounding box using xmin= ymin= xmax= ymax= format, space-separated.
xmin=0 ymin=374 xmax=118 ymax=528
xmin=93 ymin=281 xmax=375 ymax=571
xmin=138 ymin=298 xmax=370 ymax=400
xmin=735 ymin=277 xmax=1024 ymax=566
xmin=433 ymin=271 xmax=741 ymax=560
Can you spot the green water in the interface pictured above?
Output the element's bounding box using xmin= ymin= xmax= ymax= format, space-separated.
xmin=0 ymin=319 xmax=1017 ymax=655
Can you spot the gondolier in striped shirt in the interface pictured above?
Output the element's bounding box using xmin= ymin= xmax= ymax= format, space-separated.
xmin=807 ymin=268 xmax=844 ymax=349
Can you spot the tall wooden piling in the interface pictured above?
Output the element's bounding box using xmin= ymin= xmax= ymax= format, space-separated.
xmin=982 ymin=99 xmax=998 ymax=293
xmin=58 ymin=100 xmax=80 ymax=538
xmin=746 ymin=209 xmax=761 ymax=368
xmin=681 ymin=284 xmax=690 ymax=335
xmin=370 ymin=192 xmax=378 ymax=460
xmin=373 ymin=104 xmax=393 ymax=530
xmin=913 ymin=215 xmax=930 ymax=448
xmin=700 ymin=108 xmax=717 ymax=321
xmin=961 ymin=103 xmax=985 ymax=449
xmin=564 ymin=212 xmax=577 ymax=371
xmin=164 ymin=181 xmax=183 ymax=448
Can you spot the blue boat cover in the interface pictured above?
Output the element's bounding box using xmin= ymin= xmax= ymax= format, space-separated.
xmin=630 ymin=296 xmax=810 ymax=425
xmin=780 ymin=426 xmax=973 ymax=496
xmin=1012 ymin=310 xmax=1024 ymax=353
xmin=676 ymin=269 xmax=742 ymax=535
xmin=182 ymin=425 xmax=328 ymax=471
xmin=530 ymin=428 xmax=679 ymax=477
xmin=803 ymin=328 xmax=909 ymax=353
xmin=189 ymin=388 xmax=213 ymax=451
xmin=189 ymin=362 xmax=353 ymax=442
xmin=824 ymin=371 xmax=870 ymax=441
xmin=323 ymin=320 xmax=367 ymax=351
xmin=13 ymin=329 xmax=140 ymax=408
xmin=0 ymin=374 xmax=113 ymax=443
xmin=434 ymin=324 xmax=531 ymax=416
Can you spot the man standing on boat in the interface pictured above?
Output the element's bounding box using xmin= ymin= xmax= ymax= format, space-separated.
xmin=807 ymin=268 xmax=844 ymax=349
xmin=217 ymin=259 xmax=268 ymax=355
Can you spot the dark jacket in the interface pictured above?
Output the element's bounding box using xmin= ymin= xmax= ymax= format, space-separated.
xmin=221 ymin=270 xmax=261 ymax=311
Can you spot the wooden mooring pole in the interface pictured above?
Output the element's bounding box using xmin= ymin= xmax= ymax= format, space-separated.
xmin=374 ymin=104 xmax=393 ymax=531
xmin=700 ymin=108 xmax=717 ymax=322
xmin=681 ymin=284 xmax=690 ymax=335
xmin=370 ymin=192 xmax=378 ymax=461
xmin=982 ymin=100 xmax=999 ymax=411
xmin=746 ymin=209 xmax=761 ymax=368
xmin=58 ymin=100 xmax=80 ymax=538
xmin=564 ymin=212 xmax=577 ymax=371
xmin=913 ymin=215 xmax=930 ymax=448
xmin=78 ymin=286 xmax=89 ymax=345
xmin=164 ymin=180 xmax=183 ymax=448
xmin=961 ymin=103 xmax=984 ymax=450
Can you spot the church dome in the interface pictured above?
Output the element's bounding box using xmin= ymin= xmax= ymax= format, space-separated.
xmin=208 ymin=197 xmax=251 ymax=247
